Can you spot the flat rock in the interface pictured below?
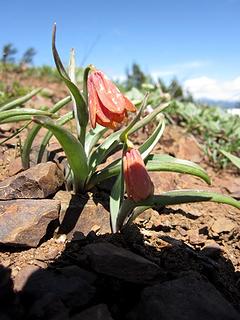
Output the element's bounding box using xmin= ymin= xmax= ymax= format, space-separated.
xmin=0 ymin=199 xmax=60 ymax=247
xmin=0 ymin=162 xmax=64 ymax=200
xmin=71 ymin=304 xmax=113 ymax=320
xmin=83 ymin=242 xmax=161 ymax=283
xmin=211 ymin=217 xmax=235 ymax=234
xmin=54 ymin=191 xmax=111 ymax=238
xmin=135 ymin=272 xmax=240 ymax=320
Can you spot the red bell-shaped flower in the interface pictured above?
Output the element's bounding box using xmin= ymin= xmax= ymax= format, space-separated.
xmin=87 ymin=69 xmax=136 ymax=129
xmin=123 ymin=148 xmax=154 ymax=202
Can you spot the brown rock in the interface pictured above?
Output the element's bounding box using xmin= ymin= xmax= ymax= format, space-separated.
xmin=187 ymin=229 xmax=206 ymax=245
xmin=211 ymin=217 xmax=235 ymax=234
xmin=0 ymin=162 xmax=64 ymax=200
xmin=14 ymin=265 xmax=41 ymax=292
xmin=150 ymin=172 xmax=177 ymax=194
xmin=83 ymin=242 xmax=161 ymax=283
xmin=0 ymin=199 xmax=60 ymax=247
xmin=54 ymin=191 xmax=111 ymax=238
xmin=137 ymin=272 xmax=240 ymax=320
xmin=8 ymin=157 xmax=24 ymax=176
xmin=176 ymin=135 xmax=203 ymax=163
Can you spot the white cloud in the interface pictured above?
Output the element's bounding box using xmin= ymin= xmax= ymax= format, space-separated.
xmin=184 ymin=76 xmax=240 ymax=101
xmin=151 ymin=60 xmax=208 ymax=81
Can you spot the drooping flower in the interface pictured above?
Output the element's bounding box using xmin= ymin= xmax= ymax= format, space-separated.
xmin=87 ymin=69 xmax=136 ymax=129
xmin=123 ymin=148 xmax=154 ymax=202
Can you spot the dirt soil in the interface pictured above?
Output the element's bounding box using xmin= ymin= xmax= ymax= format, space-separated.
xmin=0 ymin=72 xmax=240 ymax=319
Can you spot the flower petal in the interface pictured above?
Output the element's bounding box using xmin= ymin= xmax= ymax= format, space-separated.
xmin=123 ymin=96 xmax=137 ymax=112
xmin=124 ymin=148 xmax=154 ymax=202
xmin=92 ymin=71 xmax=125 ymax=114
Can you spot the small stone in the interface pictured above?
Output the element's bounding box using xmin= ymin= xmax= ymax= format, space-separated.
xmin=0 ymin=199 xmax=60 ymax=247
xmin=71 ymin=304 xmax=113 ymax=320
xmin=211 ymin=217 xmax=235 ymax=234
xmin=0 ymin=162 xmax=64 ymax=200
xmin=83 ymin=242 xmax=161 ymax=284
xmin=187 ymin=229 xmax=206 ymax=245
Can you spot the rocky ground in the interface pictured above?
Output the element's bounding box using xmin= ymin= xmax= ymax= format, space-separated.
xmin=0 ymin=74 xmax=240 ymax=319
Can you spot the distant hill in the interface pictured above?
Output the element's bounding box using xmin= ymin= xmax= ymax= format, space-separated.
xmin=198 ymin=98 xmax=239 ymax=109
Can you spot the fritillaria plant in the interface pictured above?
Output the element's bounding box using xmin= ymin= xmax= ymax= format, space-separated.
xmin=1 ymin=25 xmax=239 ymax=232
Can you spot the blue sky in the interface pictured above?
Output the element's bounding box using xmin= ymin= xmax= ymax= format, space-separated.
xmin=1 ymin=0 xmax=240 ymax=100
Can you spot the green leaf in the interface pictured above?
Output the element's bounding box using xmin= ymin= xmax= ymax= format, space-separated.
xmin=49 ymin=96 xmax=71 ymax=113
xmin=110 ymin=174 xmax=124 ymax=233
xmin=21 ymin=124 xmax=41 ymax=169
xmin=83 ymin=65 xmax=91 ymax=102
xmin=0 ymin=108 xmax=52 ymax=123
xmin=220 ymin=150 xmax=240 ymax=169
xmin=21 ymin=96 xmax=72 ymax=169
xmin=0 ymin=88 xmax=41 ymax=111
xmin=85 ymin=124 xmax=108 ymax=157
xmin=33 ymin=116 xmax=88 ymax=192
xmin=117 ymin=189 xmax=240 ymax=230
xmin=37 ymin=111 xmax=73 ymax=163
xmin=138 ymin=117 xmax=165 ymax=159
xmin=128 ymin=101 xmax=170 ymax=135
xmin=88 ymin=129 xmax=122 ymax=171
xmin=52 ymin=24 xmax=88 ymax=144
xmin=145 ymin=154 xmax=211 ymax=185
xmin=110 ymin=143 xmax=127 ymax=232
xmin=119 ymin=93 xmax=148 ymax=142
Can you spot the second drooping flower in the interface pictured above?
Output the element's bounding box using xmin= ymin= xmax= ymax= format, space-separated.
xmin=123 ymin=147 xmax=154 ymax=202
xmin=87 ymin=69 xmax=136 ymax=129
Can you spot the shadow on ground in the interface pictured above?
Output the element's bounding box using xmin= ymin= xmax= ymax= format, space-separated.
xmin=1 ymin=220 xmax=240 ymax=320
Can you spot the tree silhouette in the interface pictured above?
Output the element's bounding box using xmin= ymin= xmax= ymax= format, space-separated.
xmin=20 ymin=47 xmax=37 ymax=65
xmin=1 ymin=43 xmax=17 ymax=64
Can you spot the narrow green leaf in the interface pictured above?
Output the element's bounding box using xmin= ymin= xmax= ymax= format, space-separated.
xmin=128 ymin=102 xmax=170 ymax=135
xmin=139 ymin=117 xmax=165 ymax=159
xmin=83 ymin=65 xmax=91 ymax=102
xmin=119 ymin=93 xmax=149 ymax=142
xmin=117 ymin=189 xmax=240 ymax=230
xmin=33 ymin=116 xmax=88 ymax=192
xmin=49 ymin=96 xmax=71 ymax=113
xmin=139 ymin=190 xmax=240 ymax=209
xmin=110 ymin=143 xmax=127 ymax=232
xmin=88 ymin=130 xmax=122 ymax=170
xmin=0 ymin=109 xmax=52 ymax=123
xmin=0 ymin=88 xmax=41 ymax=111
xmin=110 ymin=175 xmax=124 ymax=232
xmin=85 ymin=125 xmax=108 ymax=157
xmin=21 ymin=124 xmax=41 ymax=169
xmin=37 ymin=111 xmax=73 ymax=163
xmin=116 ymin=198 xmax=136 ymax=232
xmin=220 ymin=150 xmax=240 ymax=169
xmin=145 ymin=154 xmax=211 ymax=185
xmin=52 ymin=24 xmax=88 ymax=144
xmin=21 ymin=96 xmax=72 ymax=169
